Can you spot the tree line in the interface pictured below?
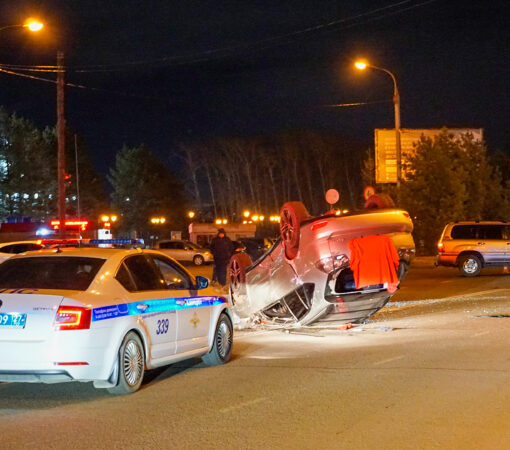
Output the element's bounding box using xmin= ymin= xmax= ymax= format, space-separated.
xmin=1 ymin=107 xmax=510 ymax=254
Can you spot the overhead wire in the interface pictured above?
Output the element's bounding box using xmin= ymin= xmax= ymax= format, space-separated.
xmin=0 ymin=0 xmax=440 ymax=74
xmin=0 ymin=0 xmax=440 ymax=102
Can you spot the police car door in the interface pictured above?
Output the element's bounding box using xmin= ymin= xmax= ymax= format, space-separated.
xmin=120 ymin=255 xmax=178 ymax=360
xmin=150 ymin=254 xmax=212 ymax=354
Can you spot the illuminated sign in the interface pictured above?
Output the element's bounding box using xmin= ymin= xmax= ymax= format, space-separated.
xmin=374 ymin=128 xmax=483 ymax=183
xmin=50 ymin=219 xmax=89 ymax=231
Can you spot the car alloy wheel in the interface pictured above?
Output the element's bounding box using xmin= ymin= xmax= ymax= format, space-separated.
xmin=123 ymin=339 xmax=144 ymax=386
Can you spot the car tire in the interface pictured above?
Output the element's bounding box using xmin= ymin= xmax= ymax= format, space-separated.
xmin=364 ymin=193 xmax=395 ymax=209
xmin=193 ymin=254 xmax=205 ymax=266
xmin=229 ymin=253 xmax=252 ymax=296
xmin=108 ymin=331 xmax=145 ymax=395
xmin=279 ymin=201 xmax=309 ymax=260
xmin=202 ymin=313 xmax=233 ymax=366
xmin=458 ymin=254 xmax=482 ymax=277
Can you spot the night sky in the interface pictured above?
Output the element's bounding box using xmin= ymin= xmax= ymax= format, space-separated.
xmin=0 ymin=1 xmax=509 ymax=175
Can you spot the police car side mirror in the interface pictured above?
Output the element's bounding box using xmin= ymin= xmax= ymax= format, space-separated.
xmin=195 ymin=276 xmax=209 ymax=290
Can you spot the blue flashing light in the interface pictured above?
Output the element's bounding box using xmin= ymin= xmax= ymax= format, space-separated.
xmin=89 ymin=239 xmax=144 ymax=245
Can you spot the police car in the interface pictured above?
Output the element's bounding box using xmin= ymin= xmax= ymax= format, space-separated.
xmin=0 ymin=241 xmax=233 ymax=394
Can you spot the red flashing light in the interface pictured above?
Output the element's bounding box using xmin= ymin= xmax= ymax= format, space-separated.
xmin=54 ymin=306 xmax=91 ymax=331
xmin=54 ymin=362 xmax=89 ymax=366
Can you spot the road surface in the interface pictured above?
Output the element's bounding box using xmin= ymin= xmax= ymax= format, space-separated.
xmin=1 ymin=258 xmax=510 ymax=449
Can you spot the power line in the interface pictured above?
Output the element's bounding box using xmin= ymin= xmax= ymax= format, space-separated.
xmin=0 ymin=0 xmax=440 ymax=74
xmin=0 ymin=67 xmax=160 ymax=100
xmin=325 ymin=100 xmax=392 ymax=108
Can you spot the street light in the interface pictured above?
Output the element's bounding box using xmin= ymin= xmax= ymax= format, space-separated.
xmin=355 ymin=59 xmax=402 ymax=186
xmin=0 ymin=19 xmax=44 ymax=33
xmin=24 ymin=20 xmax=43 ymax=32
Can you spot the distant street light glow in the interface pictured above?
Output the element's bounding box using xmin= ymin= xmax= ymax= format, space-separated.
xmin=354 ymin=61 xmax=367 ymax=70
xmin=24 ymin=20 xmax=43 ymax=32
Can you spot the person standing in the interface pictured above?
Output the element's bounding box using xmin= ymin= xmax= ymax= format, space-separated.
xmin=209 ymin=228 xmax=234 ymax=287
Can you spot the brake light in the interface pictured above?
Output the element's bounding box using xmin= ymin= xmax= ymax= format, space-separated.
xmin=438 ymin=242 xmax=445 ymax=253
xmin=54 ymin=306 xmax=91 ymax=330
xmin=54 ymin=362 xmax=89 ymax=366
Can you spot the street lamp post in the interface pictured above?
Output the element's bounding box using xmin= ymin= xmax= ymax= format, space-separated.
xmin=355 ymin=60 xmax=402 ymax=186
xmin=0 ymin=20 xmax=43 ymax=34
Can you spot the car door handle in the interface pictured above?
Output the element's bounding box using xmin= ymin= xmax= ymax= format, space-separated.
xmin=477 ymin=242 xmax=485 ymax=245
xmin=136 ymin=303 xmax=149 ymax=311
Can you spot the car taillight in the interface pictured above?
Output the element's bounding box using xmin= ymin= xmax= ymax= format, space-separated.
xmin=54 ymin=306 xmax=91 ymax=330
xmin=438 ymin=242 xmax=445 ymax=253
xmin=315 ymin=254 xmax=349 ymax=273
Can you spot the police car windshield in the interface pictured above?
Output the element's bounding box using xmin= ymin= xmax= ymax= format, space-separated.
xmin=0 ymin=256 xmax=105 ymax=291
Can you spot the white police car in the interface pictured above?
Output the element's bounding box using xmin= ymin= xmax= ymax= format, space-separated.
xmin=0 ymin=241 xmax=233 ymax=394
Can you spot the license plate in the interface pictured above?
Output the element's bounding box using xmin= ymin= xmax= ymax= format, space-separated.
xmin=0 ymin=312 xmax=27 ymax=328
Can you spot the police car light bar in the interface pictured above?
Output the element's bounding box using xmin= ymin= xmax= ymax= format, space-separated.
xmin=89 ymin=239 xmax=145 ymax=245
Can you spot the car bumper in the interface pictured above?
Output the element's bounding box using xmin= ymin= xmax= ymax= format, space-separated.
xmin=0 ymin=327 xmax=117 ymax=383
xmin=436 ymin=254 xmax=457 ymax=267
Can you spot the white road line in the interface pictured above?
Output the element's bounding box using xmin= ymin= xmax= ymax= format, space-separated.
xmin=473 ymin=330 xmax=491 ymax=337
xmin=220 ymin=397 xmax=267 ymax=413
xmin=373 ymin=355 xmax=405 ymax=366
xmin=387 ymin=289 xmax=510 ymax=308
xmin=243 ymin=355 xmax=294 ymax=360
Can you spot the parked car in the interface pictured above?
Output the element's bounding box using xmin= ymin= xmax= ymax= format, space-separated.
xmin=436 ymin=221 xmax=510 ymax=276
xmin=229 ymin=197 xmax=415 ymax=327
xmin=155 ymin=240 xmax=213 ymax=265
xmin=0 ymin=245 xmax=233 ymax=394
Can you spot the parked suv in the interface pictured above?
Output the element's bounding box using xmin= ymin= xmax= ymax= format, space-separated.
xmin=155 ymin=239 xmax=213 ymax=266
xmin=436 ymin=222 xmax=510 ymax=276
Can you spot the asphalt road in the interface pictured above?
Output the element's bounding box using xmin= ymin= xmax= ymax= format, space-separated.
xmin=2 ymin=258 xmax=510 ymax=449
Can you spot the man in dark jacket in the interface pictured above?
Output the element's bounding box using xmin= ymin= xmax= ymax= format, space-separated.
xmin=209 ymin=228 xmax=234 ymax=287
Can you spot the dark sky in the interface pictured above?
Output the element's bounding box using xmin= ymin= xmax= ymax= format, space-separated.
xmin=0 ymin=1 xmax=509 ymax=174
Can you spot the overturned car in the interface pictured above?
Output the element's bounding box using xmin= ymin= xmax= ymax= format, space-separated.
xmin=228 ymin=196 xmax=415 ymax=327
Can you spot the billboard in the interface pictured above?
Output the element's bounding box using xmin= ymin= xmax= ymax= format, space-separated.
xmin=374 ymin=128 xmax=484 ymax=183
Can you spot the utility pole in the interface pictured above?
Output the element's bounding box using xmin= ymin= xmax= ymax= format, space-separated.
xmin=57 ymin=51 xmax=66 ymax=237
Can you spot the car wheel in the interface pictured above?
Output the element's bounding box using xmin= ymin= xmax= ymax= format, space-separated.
xmin=202 ymin=313 xmax=233 ymax=366
xmin=458 ymin=254 xmax=482 ymax=277
xmin=229 ymin=253 xmax=252 ymax=296
xmin=364 ymin=193 xmax=395 ymax=209
xmin=279 ymin=201 xmax=309 ymax=259
xmin=193 ymin=254 xmax=205 ymax=266
xmin=108 ymin=331 xmax=145 ymax=395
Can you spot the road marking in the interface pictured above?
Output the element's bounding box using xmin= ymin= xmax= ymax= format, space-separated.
xmin=473 ymin=330 xmax=491 ymax=337
xmin=243 ymin=355 xmax=294 ymax=360
xmin=220 ymin=397 xmax=267 ymax=413
xmin=373 ymin=355 xmax=405 ymax=366
xmin=387 ymin=289 xmax=510 ymax=308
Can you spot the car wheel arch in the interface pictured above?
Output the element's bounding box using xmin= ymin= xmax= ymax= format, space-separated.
xmin=456 ymin=251 xmax=485 ymax=267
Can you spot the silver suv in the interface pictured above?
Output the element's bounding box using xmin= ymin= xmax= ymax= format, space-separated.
xmin=436 ymin=222 xmax=510 ymax=276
